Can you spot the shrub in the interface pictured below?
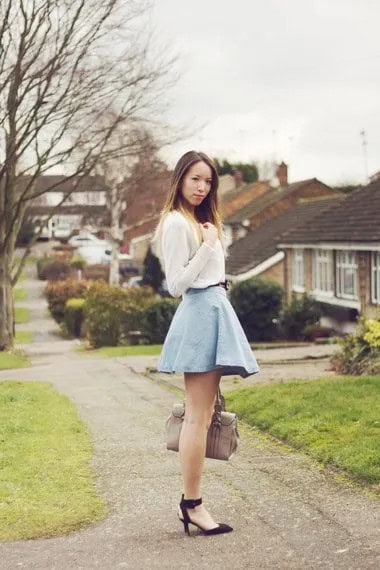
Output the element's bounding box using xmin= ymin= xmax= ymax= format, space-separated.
xmin=331 ymin=317 xmax=380 ymax=375
xmin=229 ymin=277 xmax=283 ymax=341
xmin=141 ymin=246 xmax=165 ymax=292
xmin=70 ymin=256 xmax=86 ymax=271
xmin=64 ymin=298 xmax=86 ymax=337
xmin=82 ymin=264 xmax=110 ymax=282
xmin=141 ymin=298 xmax=180 ymax=344
xmin=37 ymin=256 xmax=54 ymax=279
xmin=123 ymin=284 xmax=158 ymax=308
xmin=363 ymin=319 xmax=380 ymax=348
xmin=279 ymin=294 xmax=322 ymax=341
xmin=37 ymin=257 xmax=72 ymax=281
xmin=52 ymin=243 xmax=75 ymax=257
xmin=303 ymin=324 xmax=335 ymax=342
xmin=85 ymin=282 xmax=156 ymax=347
xmin=45 ymin=279 xmax=88 ymax=323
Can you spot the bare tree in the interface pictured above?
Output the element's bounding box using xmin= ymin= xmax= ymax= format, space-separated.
xmin=0 ymin=0 xmax=174 ymax=350
xmin=96 ymin=127 xmax=169 ymax=285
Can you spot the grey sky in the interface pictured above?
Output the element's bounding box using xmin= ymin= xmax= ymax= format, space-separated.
xmin=152 ymin=0 xmax=380 ymax=185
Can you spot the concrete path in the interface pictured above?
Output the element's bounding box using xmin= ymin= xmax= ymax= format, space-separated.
xmin=1 ymin=269 xmax=379 ymax=569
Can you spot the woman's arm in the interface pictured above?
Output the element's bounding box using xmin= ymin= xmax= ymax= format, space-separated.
xmin=162 ymin=215 xmax=215 ymax=297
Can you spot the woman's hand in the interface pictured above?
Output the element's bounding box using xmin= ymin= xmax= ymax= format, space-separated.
xmin=199 ymin=222 xmax=218 ymax=247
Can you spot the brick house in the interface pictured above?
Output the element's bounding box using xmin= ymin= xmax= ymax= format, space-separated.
xmin=123 ymin=167 xmax=171 ymax=262
xmin=28 ymin=175 xmax=110 ymax=237
xmin=221 ymin=180 xmax=271 ymax=245
xmin=278 ymin=180 xmax=380 ymax=332
xmin=225 ymin=195 xmax=344 ymax=287
xmin=224 ymin=162 xmax=341 ymax=286
xmin=225 ymin=175 xmax=337 ymax=239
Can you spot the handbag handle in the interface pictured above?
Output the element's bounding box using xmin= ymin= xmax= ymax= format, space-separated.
xmin=214 ymin=387 xmax=226 ymax=414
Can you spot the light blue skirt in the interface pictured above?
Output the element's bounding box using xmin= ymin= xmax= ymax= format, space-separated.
xmin=157 ymin=286 xmax=259 ymax=378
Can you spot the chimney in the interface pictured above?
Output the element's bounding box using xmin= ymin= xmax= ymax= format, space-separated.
xmin=233 ymin=170 xmax=244 ymax=188
xmin=276 ymin=161 xmax=288 ymax=187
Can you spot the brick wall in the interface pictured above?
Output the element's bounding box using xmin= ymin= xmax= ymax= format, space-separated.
xmin=304 ymin=250 xmax=313 ymax=292
xmin=260 ymin=260 xmax=284 ymax=287
xmin=221 ymin=181 xmax=271 ymax=218
xmin=250 ymin=180 xmax=338 ymax=231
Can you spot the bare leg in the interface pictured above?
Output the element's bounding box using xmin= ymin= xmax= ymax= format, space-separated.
xmin=178 ymin=369 xmax=221 ymax=531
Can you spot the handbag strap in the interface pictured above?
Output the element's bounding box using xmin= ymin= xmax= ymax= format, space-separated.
xmin=214 ymin=387 xmax=226 ymax=413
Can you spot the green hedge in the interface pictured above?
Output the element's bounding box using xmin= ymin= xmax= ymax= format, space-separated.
xmin=141 ymin=298 xmax=179 ymax=344
xmin=64 ymin=298 xmax=86 ymax=337
xmin=37 ymin=257 xmax=72 ymax=281
xmin=45 ymin=279 xmax=88 ymax=323
xmin=85 ymin=281 xmax=156 ymax=347
xmin=279 ymin=294 xmax=321 ymax=340
xmin=229 ymin=277 xmax=283 ymax=341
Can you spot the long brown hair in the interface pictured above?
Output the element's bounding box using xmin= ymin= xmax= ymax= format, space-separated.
xmin=157 ymin=150 xmax=223 ymax=243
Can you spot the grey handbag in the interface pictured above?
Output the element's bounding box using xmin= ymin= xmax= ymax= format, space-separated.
xmin=166 ymin=389 xmax=239 ymax=461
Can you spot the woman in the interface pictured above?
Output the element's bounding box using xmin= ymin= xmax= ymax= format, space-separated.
xmin=153 ymin=150 xmax=259 ymax=536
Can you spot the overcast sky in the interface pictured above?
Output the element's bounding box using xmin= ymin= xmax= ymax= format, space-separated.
xmin=151 ymin=0 xmax=380 ymax=186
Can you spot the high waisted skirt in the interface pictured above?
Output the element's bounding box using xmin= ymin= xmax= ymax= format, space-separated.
xmin=157 ymin=286 xmax=259 ymax=378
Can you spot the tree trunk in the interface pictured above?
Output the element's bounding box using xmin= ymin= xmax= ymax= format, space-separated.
xmin=0 ymin=253 xmax=14 ymax=351
xmin=109 ymin=184 xmax=121 ymax=286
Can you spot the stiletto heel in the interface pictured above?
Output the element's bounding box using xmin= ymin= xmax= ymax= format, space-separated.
xmin=183 ymin=520 xmax=190 ymax=535
xmin=178 ymin=494 xmax=233 ymax=536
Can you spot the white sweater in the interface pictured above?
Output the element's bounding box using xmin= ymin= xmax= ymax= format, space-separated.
xmin=160 ymin=211 xmax=225 ymax=298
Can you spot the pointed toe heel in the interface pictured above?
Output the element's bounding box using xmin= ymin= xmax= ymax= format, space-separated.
xmin=178 ymin=494 xmax=233 ymax=536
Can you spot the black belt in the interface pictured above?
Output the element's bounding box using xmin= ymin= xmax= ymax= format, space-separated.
xmin=207 ymin=280 xmax=230 ymax=290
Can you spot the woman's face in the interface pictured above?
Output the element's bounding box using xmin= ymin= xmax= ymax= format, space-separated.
xmin=180 ymin=161 xmax=213 ymax=211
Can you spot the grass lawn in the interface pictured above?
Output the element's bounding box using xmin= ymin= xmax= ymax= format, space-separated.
xmin=15 ymin=330 xmax=33 ymax=344
xmin=82 ymin=344 xmax=163 ymax=357
xmin=0 ymin=381 xmax=106 ymax=540
xmin=226 ymin=376 xmax=380 ymax=488
xmin=0 ymin=351 xmax=30 ymax=370
xmin=13 ymin=288 xmax=27 ymax=302
xmin=15 ymin=307 xmax=30 ymax=324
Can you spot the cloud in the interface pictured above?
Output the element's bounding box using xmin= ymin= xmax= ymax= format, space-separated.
xmin=153 ymin=0 xmax=380 ymax=184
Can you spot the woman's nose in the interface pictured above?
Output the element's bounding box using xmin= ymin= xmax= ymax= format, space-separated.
xmin=197 ymin=180 xmax=206 ymax=191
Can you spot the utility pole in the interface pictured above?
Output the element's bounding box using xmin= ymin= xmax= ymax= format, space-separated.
xmin=360 ymin=129 xmax=369 ymax=184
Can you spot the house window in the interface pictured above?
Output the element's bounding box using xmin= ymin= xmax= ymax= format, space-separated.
xmin=312 ymin=249 xmax=333 ymax=295
xmin=371 ymin=252 xmax=380 ymax=304
xmin=336 ymin=251 xmax=358 ymax=300
xmin=292 ymin=249 xmax=305 ymax=291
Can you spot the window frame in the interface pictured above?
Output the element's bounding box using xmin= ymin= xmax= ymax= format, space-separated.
xmin=292 ymin=249 xmax=305 ymax=292
xmin=312 ymin=249 xmax=334 ymax=297
xmin=335 ymin=250 xmax=358 ymax=300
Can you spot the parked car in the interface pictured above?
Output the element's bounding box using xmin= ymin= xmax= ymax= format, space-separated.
xmin=52 ymin=223 xmax=71 ymax=241
xmin=76 ymin=243 xmax=132 ymax=265
xmin=68 ymin=232 xmax=109 ymax=248
xmin=103 ymin=249 xmax=132 ymax=262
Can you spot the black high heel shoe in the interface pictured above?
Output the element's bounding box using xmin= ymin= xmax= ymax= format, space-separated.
xmin=178 ymin=494 xmax=233 ymax=536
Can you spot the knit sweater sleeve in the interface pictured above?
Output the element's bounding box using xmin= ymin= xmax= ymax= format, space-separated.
xmin=162 ymin=214 xmax=215 ymax=298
